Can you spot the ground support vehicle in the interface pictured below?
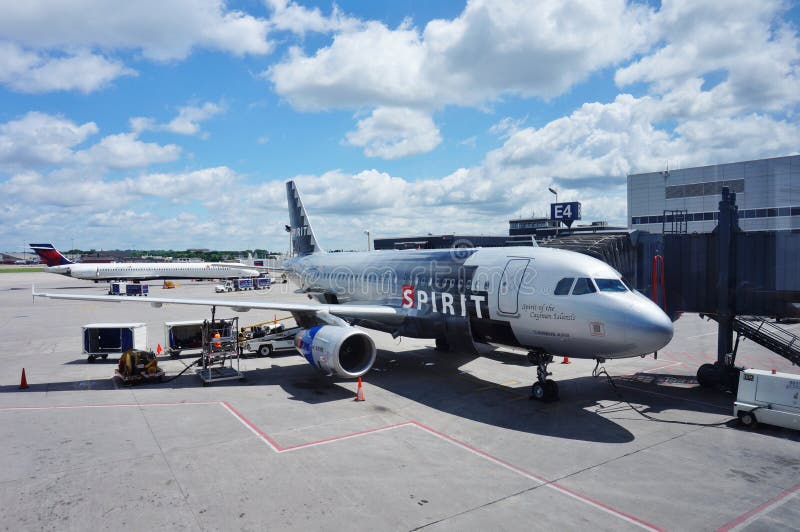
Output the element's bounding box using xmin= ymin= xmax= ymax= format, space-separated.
xmin=734 ymin=369 xmax=800 ymax=430
xmin=245 ymin=324 xmax=301 ymax=357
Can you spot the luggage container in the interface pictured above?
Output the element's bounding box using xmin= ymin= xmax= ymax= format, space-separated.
xmin=164 ymin=320 xmax=205 ymax=358
xmin=109 ymin=282 xmax=127 ymax=295
xmin=254 ymin=277 xmax=271 ymax=290
xmin=734 ymin=369 xmax=800 ymax=431
xmin=82 ymin=323 xmax=147 ymax=363
xmin=125 ymin=283 xmax=149 ymax=296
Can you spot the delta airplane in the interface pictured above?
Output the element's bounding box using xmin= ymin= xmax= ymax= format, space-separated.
xmin=31 ymin=244 xmax=260 ymax=282
xmin=33 ymin=182 xmax=673 ymax=400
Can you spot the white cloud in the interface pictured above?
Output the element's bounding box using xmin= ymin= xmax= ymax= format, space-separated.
xmin=126 ymin=167 xmax=239 ymax=200
xmin=615 ymin=0 xmax=800 ymax=114
xmin=344 ymin=107 xmax=441 ymax=159
xmin=74 ymin=133 xmax=181 ymax=169
xmin=131 ymin=101 xmax=225 ymax=137
xmin=0 ymin=43 xmax=136 ymax=93
xmin=0 ymin=0 xmax=272 ymax=61
xmin=0 ymin=112 xmax=99 ymax=167
xmin=266 ymin=0 xmax=360 ymax=35
xmin=269 ymin=0 xmax=654 ymax=110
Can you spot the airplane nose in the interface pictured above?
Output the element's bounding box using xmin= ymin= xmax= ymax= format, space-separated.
xmin=627 ymin=303 xmax=674 ymax=353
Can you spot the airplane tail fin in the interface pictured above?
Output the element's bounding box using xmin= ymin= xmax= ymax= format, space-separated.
xmin=286 ymin=181 xmax=324 ymax=256
xmin=29 ymin=243 xmax=74 ymax=266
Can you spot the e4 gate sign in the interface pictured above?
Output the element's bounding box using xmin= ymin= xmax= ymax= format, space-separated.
xmin=550 ymin=202 xmax=582 ymax=227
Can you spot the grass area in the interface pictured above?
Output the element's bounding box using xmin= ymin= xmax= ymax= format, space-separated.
xmin=0 ymin=267 xmax=45 ymax=273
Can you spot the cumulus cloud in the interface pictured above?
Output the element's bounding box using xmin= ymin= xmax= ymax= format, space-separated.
xmin=73 ymin=133 xmax=181 ymax=169
xmin=0 ymin=1 xmax=272 ymax=94
xmin=0 ymin=0 xmax=272 ymax=61
xmin=131 ymin=101 xmax=225 ymax=137
xmin=615 ymin=0 xmax=800 ymax=114
xmin=0 ymin=42 xmax=136 ymax=93
xmin=269 ymin=0 xmax=654 ymax=110
xmin=0 ymin=112 xmax=99 ymax=167
xmin=266 ymin=0 xmax=360 ymax=35
xmin=344 ymin=107 xmax=441 ymax=159
xmin=0 ymin=112 xmax=180 ymax=170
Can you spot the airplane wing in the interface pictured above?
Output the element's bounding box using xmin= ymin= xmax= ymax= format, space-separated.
xmin=31 ymin=287 xmax=404 ymax=325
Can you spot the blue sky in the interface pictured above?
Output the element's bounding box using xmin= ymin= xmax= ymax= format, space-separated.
xmin=1 ymin=0 xmax=799 ymax=253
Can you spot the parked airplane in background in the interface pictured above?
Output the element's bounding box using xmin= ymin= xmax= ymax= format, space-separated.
xmin=30 ymin=243 xmax=260 ymax=282
xmin=33 ymin=182 xmax=673 ymax=400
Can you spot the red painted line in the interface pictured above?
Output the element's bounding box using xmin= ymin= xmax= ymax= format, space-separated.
xmin=717 ymin=484 xmax=800 ymax=531
xmin=220 ymin=401 xmax=283 ymax=452
xmin=279 ymin=422 xmax=414 ymax=451
xmin=412 ymin=421 xmax=549 ymax=483
xmin=4 ymin=400 xmax=662 ymax=529
xmin=0 ymin=401 xmax=217 ymax=412
xmin=411 ymin=421 xmax=662 ymax=531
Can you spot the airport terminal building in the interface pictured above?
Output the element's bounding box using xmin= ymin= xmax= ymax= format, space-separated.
xmin=628 ymin=155 xmax=800 ymax=233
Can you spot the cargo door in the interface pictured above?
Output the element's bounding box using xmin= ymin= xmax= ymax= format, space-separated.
xmin=83 ymin=328 xmax=91 ymax=354
xmin=497 ymin=258 xmax=530 ymax=316
xmin=120 ymin=328 xmax=134 ymax=351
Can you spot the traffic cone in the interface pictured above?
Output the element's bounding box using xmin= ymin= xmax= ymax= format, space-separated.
xmin=19 ymin=368 xmax=29 ymax=389
xmin=355 ymin=377 xmax=365 ymax=401
xmin=156 ymin=343 xmax=162 ymax=355
xmin=561 ymin=356 xmax=571 ymax=364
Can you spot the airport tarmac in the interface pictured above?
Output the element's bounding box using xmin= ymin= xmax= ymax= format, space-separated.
xmin=1 ymin=270 xmax=798 ymax=531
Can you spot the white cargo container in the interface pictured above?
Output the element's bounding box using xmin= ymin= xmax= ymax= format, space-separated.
xmin=82 ymin=323 xmax=147 ymax=363
xmin=164 ymin=320 xmax=205 ymax=358
xmin=734 ymin=369 xmax=800 ymax=430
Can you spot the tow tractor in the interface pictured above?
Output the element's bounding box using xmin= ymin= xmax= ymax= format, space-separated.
xmin=242 ymin=318 xmax=300 ymax=357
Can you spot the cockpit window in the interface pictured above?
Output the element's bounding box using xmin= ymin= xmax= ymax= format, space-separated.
xmin=554 ymin=277 xmax=575 ymax=295
xmin=571 ymin=277 xmax=597 ymax=295
xmin=595 ymin=278 xmax=628 ymax=292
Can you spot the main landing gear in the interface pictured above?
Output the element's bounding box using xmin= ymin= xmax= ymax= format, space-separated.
xmin=528 ymin=350 xmax=559 ymax=401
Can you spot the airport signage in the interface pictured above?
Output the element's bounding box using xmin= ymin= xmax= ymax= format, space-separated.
xmin=550 ymin=202 xmax=582 ymax=227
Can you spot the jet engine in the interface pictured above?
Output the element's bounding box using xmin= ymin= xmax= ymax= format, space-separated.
xmin=294 ymin=325 xmax=376 ymax=378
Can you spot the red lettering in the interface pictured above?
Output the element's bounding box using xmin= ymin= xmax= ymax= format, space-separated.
xmin=401 ymin=285 xmax=415 ymax=308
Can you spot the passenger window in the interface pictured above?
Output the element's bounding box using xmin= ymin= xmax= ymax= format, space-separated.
xmin=572 ymin=277 xmax=597 ymax=295
xmin=554 ymin=277 xmax=574 ymax=295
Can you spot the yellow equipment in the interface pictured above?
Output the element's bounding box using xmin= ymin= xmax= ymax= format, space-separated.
xmin=116 ymin=349 xmax=164 ymax=384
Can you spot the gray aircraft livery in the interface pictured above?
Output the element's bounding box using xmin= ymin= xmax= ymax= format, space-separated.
xmin=34 ymin=181 xmax=673 ymax=400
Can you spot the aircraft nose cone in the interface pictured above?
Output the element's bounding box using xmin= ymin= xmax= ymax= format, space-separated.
xmin=638 ymin=307 xmax=674 ymax=352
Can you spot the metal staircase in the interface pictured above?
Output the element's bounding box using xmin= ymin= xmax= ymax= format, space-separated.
xmin=733 ymin=317 xmax=800 ymax=366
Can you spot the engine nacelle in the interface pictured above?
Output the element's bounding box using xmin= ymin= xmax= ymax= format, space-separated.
xmin=294 ymin=326 xmax=376 ymax=378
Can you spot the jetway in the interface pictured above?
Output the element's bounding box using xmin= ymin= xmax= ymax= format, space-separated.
xmin=546 ymin=187 xmax=799 ymax=389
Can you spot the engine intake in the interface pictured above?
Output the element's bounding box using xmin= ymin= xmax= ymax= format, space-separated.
xmin=294 ymin=325 xmax=376 ymax=378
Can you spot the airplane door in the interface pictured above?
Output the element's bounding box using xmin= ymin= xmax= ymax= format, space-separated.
xmin=497 ymin=258 xmax=530 ymax=315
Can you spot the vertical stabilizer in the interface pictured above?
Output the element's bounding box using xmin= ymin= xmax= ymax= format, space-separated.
xmin=286 ymin=181 xmax=324 ymax=256
xmin=29 ymin=243 xmax=74 ymax=266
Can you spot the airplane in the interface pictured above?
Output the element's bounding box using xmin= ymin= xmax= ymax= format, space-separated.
xmin=30 ymin=243 xmax=260 ymax=282
xmin=33 ymin=181 xmax=673 ymax=401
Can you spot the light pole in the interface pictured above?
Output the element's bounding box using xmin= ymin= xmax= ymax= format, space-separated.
xmin=548 ymin=187 xmax=558 ymax=237
xmin=364 ymin=230 xmax=371 ymax=251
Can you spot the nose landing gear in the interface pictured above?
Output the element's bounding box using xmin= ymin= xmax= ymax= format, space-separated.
xmin=528 ymin=350 xmax=559 ymax=401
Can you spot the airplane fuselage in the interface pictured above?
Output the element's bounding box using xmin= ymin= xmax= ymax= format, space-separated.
xmin=45 ymin=262 xmax=260 ymax=281
xmin=285 ymin=246 xmax=673 ymax=360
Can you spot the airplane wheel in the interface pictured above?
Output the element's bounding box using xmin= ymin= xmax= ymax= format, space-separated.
xmin=531 ymin=382 xmax=546 ymax=401
xmin=696 ymin=363 xmax=716 ymax=388
xmin=544 ymin=380 xmax=559 ymax=401
xmin=738 ymin=411 xmax=757 ymax=428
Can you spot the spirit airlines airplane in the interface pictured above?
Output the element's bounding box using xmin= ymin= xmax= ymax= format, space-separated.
xmin=30 ymin=244 xmax=260 ymax=282
xmin=34 ymin=182 xmax=673 ymax=401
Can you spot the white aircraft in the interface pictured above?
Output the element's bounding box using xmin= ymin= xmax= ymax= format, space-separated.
xmin=33 ymin=182 xmax=673 ymax=400
xmin=30 ymin=243 xmax=260 ymax=282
